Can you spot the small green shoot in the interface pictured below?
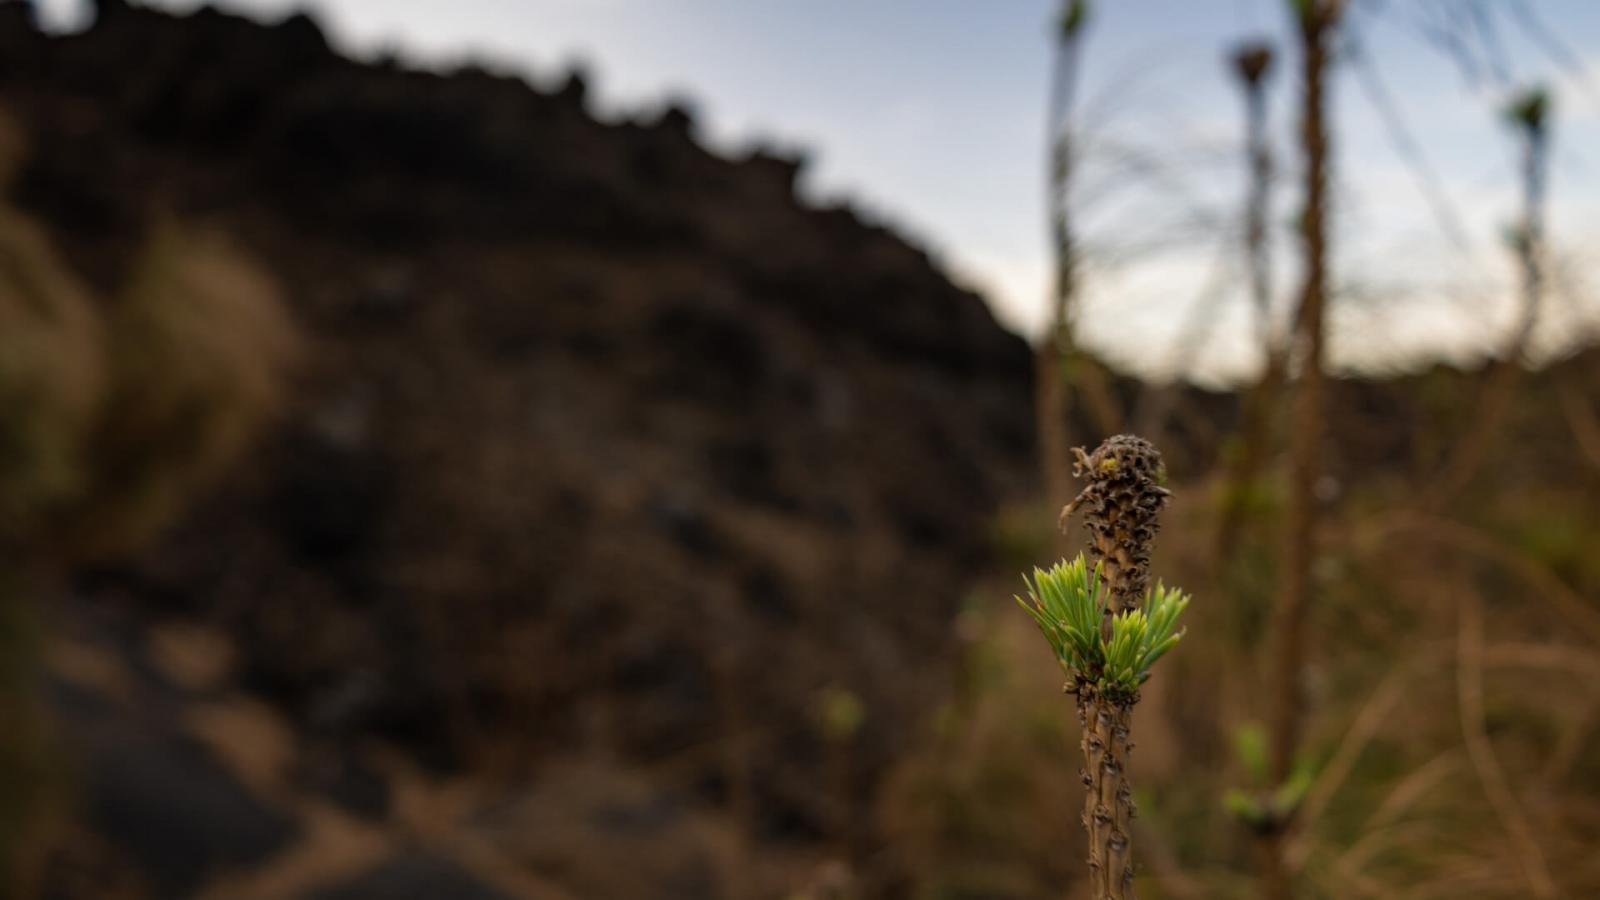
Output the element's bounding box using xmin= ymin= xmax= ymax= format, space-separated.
xmin=1017 ymin=553 xmax=1189 ymax=702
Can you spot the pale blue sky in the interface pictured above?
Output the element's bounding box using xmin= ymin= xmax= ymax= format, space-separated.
xmin=37 ymin=0 xmax=1600 ymax=382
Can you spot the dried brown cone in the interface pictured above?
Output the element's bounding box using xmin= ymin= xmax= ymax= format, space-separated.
xmin=1231 ymin=41 xmax=1274 ymax=87
xmin=1061 ymin=434 xmax=1171 ymax=617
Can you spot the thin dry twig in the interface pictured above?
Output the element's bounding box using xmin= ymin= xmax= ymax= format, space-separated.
xmin=1364 ymin=750 xmax=1463 ymax=833
xmin=1457 ymin=592 xmax=1557 ymax=898
xmin=1287 ymin=633 xmax=1600 ymax=875
xmin=1364 ymin=513 xmax=1600 ymax=649
xmin=1334 ymin=820 xmax=1449 ymax=896
xmin=1259 ymin=9 xmax=1342 ymax=897
xmin=1319 ymin=750 xmax=1463 ymax=895
xmin=1285 ymin=664 xmax=1409 ymax=870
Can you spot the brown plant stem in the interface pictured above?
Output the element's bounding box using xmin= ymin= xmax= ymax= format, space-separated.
xmin=1261 ymin=3 xmax=1341 ymax=898
xmin=1428 ymin=88 xmax=1549 ymax=508
xmin=1037 ymin=345 xmax=1076 ymax=547
xmin=1037 ymin=7 xmax=1088 ymax=537
xmin=1270 ymin=0 xmax=1336 ymax=788
xmin=1214 ymin=335 xmax=1285 ymax=570
xmin=1077 ymin=689 xmax=1137 ymax=899
xmin=1061 ymin=435 xmax=1171 ymax=900
xmin=1214 ymin=44 xmax=1281 ymax=566
xmin=1238 ymin=42 xmax=1278 ymax=362
xmin=1037 ymin=4 xmax=1123 ymax=548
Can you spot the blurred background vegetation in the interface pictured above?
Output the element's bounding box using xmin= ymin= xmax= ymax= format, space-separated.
xmin=2 ymin=1 xmax=1600 ymax=898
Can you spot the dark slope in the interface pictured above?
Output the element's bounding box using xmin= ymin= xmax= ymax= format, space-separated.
xmin=0 ymin=2 xmax=1035 ymax=895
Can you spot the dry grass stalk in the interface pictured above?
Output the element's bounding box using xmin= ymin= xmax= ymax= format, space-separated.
xmin=1456 ymin=592 xmax=1557 ymax=898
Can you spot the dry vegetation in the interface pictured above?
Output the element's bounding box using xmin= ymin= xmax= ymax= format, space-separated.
xmin=0 ymin=116 xmax=297 ymax=888
xmin=886 ymin=369 xmax=1600 ymax=898
xmin=2 ymin=3 xmax=1600 ymax=899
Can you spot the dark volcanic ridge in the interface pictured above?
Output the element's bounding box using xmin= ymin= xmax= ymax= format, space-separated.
xmin=1 ymin=2 xmax=1039 ymax=896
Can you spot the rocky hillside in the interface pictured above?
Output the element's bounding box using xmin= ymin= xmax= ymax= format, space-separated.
xmin=0 ymin=2 xmax=1037 ymax=896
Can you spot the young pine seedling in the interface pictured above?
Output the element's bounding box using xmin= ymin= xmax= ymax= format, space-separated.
xmin=1016 ymin=435 xmax=1188 ymax=900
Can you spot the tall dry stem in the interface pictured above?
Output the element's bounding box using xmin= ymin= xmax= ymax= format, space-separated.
xmin=1215 ymin=39 xmax=1282 ymax=568
xmin=1037 ymin=1 xmax=1122 ymax=547
xmin=1429 ymin=86 xmax=1550 ymax=507
xmin=1037 ymin=2 xmax=1089 ymax=536
xmin=1260 ymin=2 xmax=1341 ymax=897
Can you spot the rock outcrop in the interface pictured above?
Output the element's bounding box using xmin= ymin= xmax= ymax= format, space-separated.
xmin=0 ymin=3 xmax=1035 ymax=896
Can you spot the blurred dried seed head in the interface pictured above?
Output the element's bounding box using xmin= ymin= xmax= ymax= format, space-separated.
xmin=1504 ymin=85 xmax=1551 ymax=137
xmin=1231 ymin=41 xmax=1274 ymax=86
xmin=1058 ymin=0 xmax=1090 ymax=40
xmin=1061 ymin=434 xmax=1170 ymax=615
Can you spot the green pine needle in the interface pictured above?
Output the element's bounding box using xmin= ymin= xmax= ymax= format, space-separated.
xmin=1018 ymin=554 xmax=1189 ymax=701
